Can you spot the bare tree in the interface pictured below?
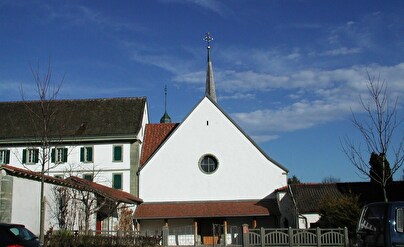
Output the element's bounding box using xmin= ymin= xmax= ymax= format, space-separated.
xmin=19 ymin=60 xmax=64 ymax=242
xmin=342 ymin=72 xmax=404 ymax=202
xmin=322 ymin=176 xmax=341 ymax=184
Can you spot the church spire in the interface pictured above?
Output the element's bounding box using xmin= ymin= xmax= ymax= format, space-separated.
xmin=204 ymin=32 xmax=217 ymax=102
xmin=160 ymin=85 xmax=172 ymax=123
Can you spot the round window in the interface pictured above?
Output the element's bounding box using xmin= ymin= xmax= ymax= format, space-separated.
xmin=199 ymin=154 xmax=219 ymax=174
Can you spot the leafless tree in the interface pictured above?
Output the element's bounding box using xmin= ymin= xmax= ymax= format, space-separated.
xmin=19 ymin=60 xmax=65 ymax=242
xmin=342 ymin=72 xmax=404 ymax=202
xmin=322 ymin=176 xmax=341 ymax=184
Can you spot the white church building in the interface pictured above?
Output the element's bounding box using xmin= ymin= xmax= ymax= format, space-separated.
xmin=0 ymin=34 xmax=288 ymax=243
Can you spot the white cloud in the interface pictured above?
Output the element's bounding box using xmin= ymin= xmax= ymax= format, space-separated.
xmin=162 ymin=0 xmax=231 ymax=16
xmin=228 ymin=63 xmax=404 ymax=141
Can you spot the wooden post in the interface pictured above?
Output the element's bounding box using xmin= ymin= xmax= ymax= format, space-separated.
xmin=242 ymin=224 xmax=249 ymax=247
xmin=224 ymin=220 xmax=228 ymax=246
xmin=194 ymin=220 xmax=198 ymax=246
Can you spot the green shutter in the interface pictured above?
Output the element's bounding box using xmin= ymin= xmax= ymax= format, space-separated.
xmin=51 ymin=149 xmax=55 ymax=163
xmin=34 ymin=149 xmax=39 ymax=163
xmin=80 ymin=147 xmax=84 ymax=162
xmin=5 ymin=150 xmax=10 ymax=164
xmin=63 ymin=148 xmax=68 ymax=162
xmin=22 ymin=149 xmax=26 ymax=164
xmin=87 ymin=147 xmax=93 ymax=162
xmin=113 ymin=174 xmax=122 ymax=189
xmin=114 ymin=146 xmax=122 ymax=161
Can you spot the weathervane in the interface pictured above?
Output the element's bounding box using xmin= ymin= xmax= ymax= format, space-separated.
xmin=204 ymin=32 xmax=213 ymax=49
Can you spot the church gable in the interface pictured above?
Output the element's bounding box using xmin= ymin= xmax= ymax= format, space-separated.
xmin=139 ymin=96 xmax=288 ymax=202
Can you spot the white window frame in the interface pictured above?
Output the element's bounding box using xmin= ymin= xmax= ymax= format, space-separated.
xmin=82 ymin=146 xmax=93 ymax=163
xmin=112 ymin=145 xmax=123 ymax=162
xmin=0 ymin=149 xmax=8 ymax=164
xmin=27 ymin=148 xmax=39 ymax=164
xmin=112 ymin=173 xmax=123 ymax=190
xmin=55 ymin=147 xmax=65 ymax=163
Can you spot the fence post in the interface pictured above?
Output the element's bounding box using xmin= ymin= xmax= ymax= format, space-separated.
xmin=242 ymin=224 xmax=249 ymax=247
xmin=316 ymin=228 xmax=321 ymax=247
xmin=344 ymin=227 xmax=349 ymax=247
xmin=288 ymin=227 xmax=293 ymax=247
xmin=162 ymin=226 xmax=169 ymax=247
xmin=260 ymin=227 xmax=265 ymax=247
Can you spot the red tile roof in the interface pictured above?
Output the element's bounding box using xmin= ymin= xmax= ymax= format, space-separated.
xmin=66 ymin=176 xmax=143 ymax=204
xmin=140 ymin=123 xmax=178 ymax=166
xmin=1 ymin=164 xmax=142 ymax=204
xmin=134 ymin=200 xmax=279 ymax=219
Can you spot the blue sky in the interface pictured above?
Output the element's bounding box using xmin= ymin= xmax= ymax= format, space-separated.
xmin=1 ymin=0 xmax=403 ymax=182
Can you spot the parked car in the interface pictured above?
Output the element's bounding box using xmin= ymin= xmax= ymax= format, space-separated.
xmin=355 ymin=201 xmax=404 ymax=247
xmin=0 ymin=223 xmax=42 ymax=247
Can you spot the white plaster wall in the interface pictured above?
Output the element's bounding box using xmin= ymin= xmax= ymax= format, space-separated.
xmin=10 ymin=176 xmax=58 ymax=235
xmin=140 ymin=98 xmax=287 ymax=202
xmin=299 ymin=213 xmax=321 ymax=229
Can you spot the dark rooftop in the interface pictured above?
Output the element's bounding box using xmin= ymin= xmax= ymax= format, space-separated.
xmin=0 ymin=97 xmax=146 ymax=142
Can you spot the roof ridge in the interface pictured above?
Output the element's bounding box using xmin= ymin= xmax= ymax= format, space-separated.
xmin=0 ymin=96 xmax=147 ymax=104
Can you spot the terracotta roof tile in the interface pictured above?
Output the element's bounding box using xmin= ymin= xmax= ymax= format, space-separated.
xmin=134 ymin=200 xmax=279 ymax=219
xmin=140 ymin=123 xmax=178 ymax=166
xmin=1 ymin=164 xmax=142 ymax=204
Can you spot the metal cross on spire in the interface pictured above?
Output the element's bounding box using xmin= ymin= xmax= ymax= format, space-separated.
xmin=204 ymin=32 xmax=213 ymax=49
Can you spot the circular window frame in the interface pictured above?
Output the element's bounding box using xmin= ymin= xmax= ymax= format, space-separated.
xmin=198 ymin=154 xmax=219 ymax=174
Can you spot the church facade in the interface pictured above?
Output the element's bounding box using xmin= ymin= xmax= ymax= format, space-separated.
xmin=133 ymin=35 xmax=288 ymax=244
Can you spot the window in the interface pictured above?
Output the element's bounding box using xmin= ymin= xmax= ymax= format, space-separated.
xmin=80 ymin=146 xmax=93 ymax=163
xmin=0 ymin=149 xmax=10 ymax=164
xmin=112 ymin=173 xmax=122 ymax=190
xmin=83 ymin=174 xmax=94 ymax=181
xmin=113 ymin=145 xmax=123 ymax=162
xmin=51 ymin=148 xmax=68 ymax=163
xmin=199 ymin=154 xmax=219 ymax=174
xmin=22 ymin=148 xmax=39 ymax=164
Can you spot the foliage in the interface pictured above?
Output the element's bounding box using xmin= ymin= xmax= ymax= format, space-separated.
xmin=44 ymin=232 xmax=161 ymax=247
xmin=369 ymin=152 xmax=392 ymax=185
xmin=117 ymin=207 xmax=134 ymax=232
xmin=318 ymin=193 xmax=361 ymax=237
xmin=287 ymin=175 xmax=301 ymax=184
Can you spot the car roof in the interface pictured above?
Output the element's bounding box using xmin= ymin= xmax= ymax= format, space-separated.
xmin=0 ymin=222 xmax=25 ymax=228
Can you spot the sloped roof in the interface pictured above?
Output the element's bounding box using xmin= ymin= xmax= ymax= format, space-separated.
xmin=140 ymin=123 xmax=179 ymax=166
xmin=134 ymin=199 xmax=279 ymax=219
xmin=65 ymin=176 xmax=143 ymax=204
xmin=0 ymin=164 xmax=142 ymax=204
xmin=0 ymin=97 xmax=146 ymax=142
xmin=286 ymin=181 xmax=404 ymax=214
xmin=289 ymin=183 xmax=343 ymax=213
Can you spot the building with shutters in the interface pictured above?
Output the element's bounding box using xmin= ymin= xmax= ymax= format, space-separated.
xmin=0 ymin=97 xmax=148 ymax=234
